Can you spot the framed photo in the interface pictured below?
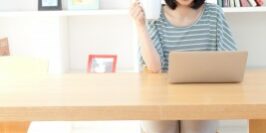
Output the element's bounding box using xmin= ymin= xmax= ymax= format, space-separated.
xmin=68 ymin=0 xmax=99 ymax=10
xmin=0 ymin=38 xmax=10 ymax=56
xmin=88 ymin=54 xmax=117 ymax=73
xmin=38 ymin=0 xmax=62 ymax=11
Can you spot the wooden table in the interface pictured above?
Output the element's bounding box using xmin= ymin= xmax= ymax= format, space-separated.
xmin=1 ymin=69 xmax=266 ymax=133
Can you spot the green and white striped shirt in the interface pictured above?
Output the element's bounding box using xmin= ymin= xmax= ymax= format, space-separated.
xmin=139 ymin=3 xmax=237 ymax=71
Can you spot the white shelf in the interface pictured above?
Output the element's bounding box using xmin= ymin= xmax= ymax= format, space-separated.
xmin=0 ymin=7 xmax=265 ymax=17
xmin=223 ymin=7 xmax=266 ymax=13
xmin=0 ymin=10 xmax=129 ymax=17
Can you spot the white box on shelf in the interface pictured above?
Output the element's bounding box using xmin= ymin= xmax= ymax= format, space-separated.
xmin=67 ymin=0 xmax=99 ymax=10
xmin=100 ymin=0 xmax=131 ymax=9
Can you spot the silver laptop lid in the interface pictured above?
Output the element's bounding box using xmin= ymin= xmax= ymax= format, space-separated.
xmin=168 ymin=51 xmax=248 ymax=83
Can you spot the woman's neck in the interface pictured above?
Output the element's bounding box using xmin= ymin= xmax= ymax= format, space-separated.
xmin=176 ymin=5 xmax=197 ymax=17
xmin=164 ymin=4 xmax=204 ymax=27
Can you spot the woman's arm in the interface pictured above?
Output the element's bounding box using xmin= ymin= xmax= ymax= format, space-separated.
xmin=130 ymin=1 xmax=162 ymax=73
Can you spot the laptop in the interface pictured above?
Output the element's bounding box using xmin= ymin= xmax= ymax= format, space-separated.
xmin=168 ymin=51 xmax=248 ymax=83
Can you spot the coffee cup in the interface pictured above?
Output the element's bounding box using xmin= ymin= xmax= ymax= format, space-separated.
xmin=139 ymin=0 xmax=162 ymax=20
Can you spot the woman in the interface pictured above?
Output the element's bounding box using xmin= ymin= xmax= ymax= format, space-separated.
xmin=130 ymin=0 xmax=237 ymax=132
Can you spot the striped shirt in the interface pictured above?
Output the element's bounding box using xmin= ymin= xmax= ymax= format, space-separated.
xmin=139 ymin=3 xmax=237 ymax=71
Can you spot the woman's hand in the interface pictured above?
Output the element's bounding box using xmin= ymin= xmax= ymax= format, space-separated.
xmin=130 ymin=0 xmax=146 ymax=27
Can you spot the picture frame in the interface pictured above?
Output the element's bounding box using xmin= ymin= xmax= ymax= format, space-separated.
xmin=88 ymin=54 xmax=117 ymax=73
xmin=38 ymin=0 xmax=62 ymax=11
xmin=68 ymin=0 xmax=99 ymax=10
xmin=0 ymin=38 xmax=10 ymax=56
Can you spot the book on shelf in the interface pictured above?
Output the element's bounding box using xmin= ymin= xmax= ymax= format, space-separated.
xmin=230 ymin=0 xmax=236 ymax=7
xmin=235 ymin=0 xmax=241 ymax=7
xmin=248 ymin=0 xmax=258 ymax=6
xmin=240 ymin=0 xmax=251 ymax=6
xmin=223 ymin=0 xmax=229 ymax=7
xmin=208 ymin=0 xmax=265 ymax=7
xmin=217 ymin=0 xmax=223 ymax=6
xmin=255 ymin=0 xmax=264 ymax=6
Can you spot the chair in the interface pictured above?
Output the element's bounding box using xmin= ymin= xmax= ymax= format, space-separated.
xmin=0 ymin=56 xmax=48 ymax=77
xmin=0 ymin=122 xmax=30 ymax=133
xmin=0 ymin=56 xmax=72 ymax=133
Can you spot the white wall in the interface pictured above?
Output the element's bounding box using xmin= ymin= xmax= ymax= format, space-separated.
xmin=225 ymin=12 xmax=266 ymax=68
xmin=0 ymin=16 xmax=69 ymax=74
xmin=68 ymin=15 xmax=135 ymax=72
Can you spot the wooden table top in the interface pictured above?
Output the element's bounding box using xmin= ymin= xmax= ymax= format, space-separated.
xmin=0 ymin=69 xmax=266 ymax=121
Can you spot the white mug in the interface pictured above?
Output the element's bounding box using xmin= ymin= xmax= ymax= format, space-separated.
xmin=140 ymin=0 xmax=162 ymax=20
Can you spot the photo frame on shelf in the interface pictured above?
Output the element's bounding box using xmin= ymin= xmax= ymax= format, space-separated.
xmin=87 ymin=54 xmax=117 ymax=73
xmin=68 ymin=0 xmax=99 ymax=10
xmin=0 ymin=37 xmax=10 ymax=56
xmin=38 ymin=0 xmax=62 ymax=11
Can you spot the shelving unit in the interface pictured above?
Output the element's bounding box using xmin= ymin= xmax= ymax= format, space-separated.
xmin=0 ymin=7 xmax=266 ymax=17
xmin=223 ymin=6 xmax=266 ymax=13
xmin=0 ymin=10 xmax=129 ymax=17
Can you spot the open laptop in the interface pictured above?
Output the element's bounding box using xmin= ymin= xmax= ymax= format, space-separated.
xmin=168 ymin=51 xmax=248 ymax=83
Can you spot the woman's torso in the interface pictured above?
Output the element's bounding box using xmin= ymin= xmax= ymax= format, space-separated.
xmin=151 ymin=3 xmax=222 ymax=71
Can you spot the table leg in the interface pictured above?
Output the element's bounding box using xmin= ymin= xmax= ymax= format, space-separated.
xmin=249 ymin=120 xmax=266 ymax=133
xmin=0 ymin=122 xmax=30 ymax=133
